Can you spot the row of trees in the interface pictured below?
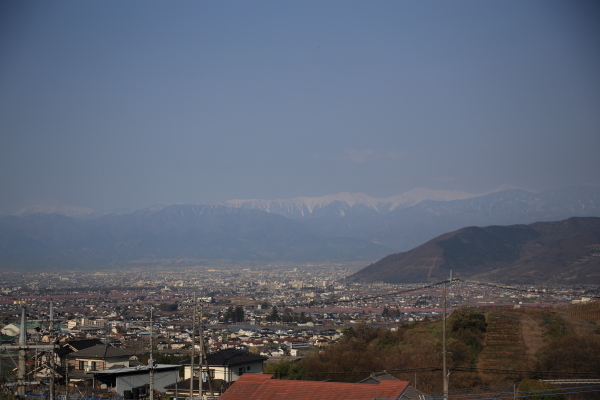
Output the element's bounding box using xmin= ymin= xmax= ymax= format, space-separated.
xmin=142 ymin=300 xmax=320 ymax=325
xmin=381 ymin=307 xmax=403 ymax=318
xmin=265 ymin=306 xmax=313 ymax=323
xmin=223 ymin=306 xmax=245 ymax=323
xmin=221 ymin=305 xmax=314 ymax=324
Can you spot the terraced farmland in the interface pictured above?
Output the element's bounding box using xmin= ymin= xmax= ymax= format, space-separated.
xmin=477 ymin=308 xmax=528 ymax=385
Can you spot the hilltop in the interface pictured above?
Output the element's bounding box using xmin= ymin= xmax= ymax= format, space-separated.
xmin=347 ymin=217 xmax=600 ymax=285
xmin=274 ymin=304 xmax=600 ymax=392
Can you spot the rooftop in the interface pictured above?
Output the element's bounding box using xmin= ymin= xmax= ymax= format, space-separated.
xmin=182 ymin=348 xmax=268 ymax=366
xmin=68 ymin=344 xmax=134 ymax=359
xmin=218 ymin=374 xmax=410 ymax=400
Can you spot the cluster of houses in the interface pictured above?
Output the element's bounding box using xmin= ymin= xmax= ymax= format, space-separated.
xmin=19 ymin=338 xmax=424 ymax=400
xmin=1 ymin=316 xmax=342 ymax=359
xmin=1 ymin=311 xmax=427 ymax=400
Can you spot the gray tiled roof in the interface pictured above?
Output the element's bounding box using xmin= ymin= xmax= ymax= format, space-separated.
xmin=400 ymin=385 xmax=430 ymax=400
xmin=68 ymin=344 xmax=134 ymax=359
xmin=358 ymin=371 xmax=401 ymax=384
xmin=164 ymin=377 xmax=227 ymax=392
xmin=182 ymin=349 xmax=267 ymax=366
xmin=56 ymin=339 xmax=104 ymax=357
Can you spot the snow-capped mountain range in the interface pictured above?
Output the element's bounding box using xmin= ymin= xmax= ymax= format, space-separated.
xmin=220 ymin=185 xmax=521 ymax=218
xmin=1 ymin=185 xmax=599 ymax=271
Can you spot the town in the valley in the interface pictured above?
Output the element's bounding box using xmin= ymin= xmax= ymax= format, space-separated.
xmin=1 ymin=265 xmax=598 ymax=400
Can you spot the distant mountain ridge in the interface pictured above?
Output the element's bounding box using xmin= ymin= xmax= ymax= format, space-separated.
xmin=220 ymin=185 xmax=600 ymax=252
xmin=0 ymin=205 xmax=391 ymax=270
xmin=13 ymin=204 xmax=97 ymax=218
xmin=366 ymin=185 xmax=600 ymax=251
xmin=347 ymin=217 xmax=600 ymax=285
xmin=1 ymin=185 xmax=599 ymax=274
xmin=220 ymin=186 xmax=519 ymax=218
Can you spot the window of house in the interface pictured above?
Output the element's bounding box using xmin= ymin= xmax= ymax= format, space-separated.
xmin=238 ymin=367 xmax=244 ymax=376
xmin=79 ymin=361 xmax=87 ymax=370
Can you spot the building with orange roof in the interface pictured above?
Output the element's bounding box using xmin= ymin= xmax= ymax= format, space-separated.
xmin=218 ymin=373 xmax=411 ymax=400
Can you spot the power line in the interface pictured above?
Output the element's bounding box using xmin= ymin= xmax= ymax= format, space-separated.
xmin=303 ymin=280 xmax=449 ymax=308
xmin=426 ymin=388 xmax=600 ymax=400
xmin=461 ymin=307 xmax=600 ymax=331
xmin=451 ymin=366 xmax=600 ymax=377
xmin=459 ymin=306 xmax=600 ymax=331
xmin=458 ymin=279 xmax=600 ymax=299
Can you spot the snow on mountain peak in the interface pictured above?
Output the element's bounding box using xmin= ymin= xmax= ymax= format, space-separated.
xmin=220 ymin=187 xmax=515 ymax=218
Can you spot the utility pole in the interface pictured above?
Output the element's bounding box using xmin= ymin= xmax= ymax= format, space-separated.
xmin=65 ymin=359 xmax=69 ymax=400
xmin=199 ymin=301 xmax=213 ymax=397
xmin=18 ymin=301 xmax=27 ymax=399
xmin=0 ymin=301 xmax=58 ymax=400
xmin=442 ymin=281 xmax=448 ymax=400
xmin=149 ymin=306 xmax=155 ymax=400
xmin=49 ymin=301 xmax=55 ymax=400
xmin=190 ymin=294 xmax=196 ymax=400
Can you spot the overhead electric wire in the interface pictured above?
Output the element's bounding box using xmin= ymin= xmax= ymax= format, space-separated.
xmin=302 ymin=280 xmax=448 ymax=308
xmin=425 ymin=388 xmax=600 ymax=400
xmin=273 ymin=362 xmax=600 ymax=378
xmin=429 ymin=383 xmax=600 ymax=395
xmin=292 ymin=366 xmax=441 ymax=377
xmin=458 ymin=279 xmax=600 ymax=299
xmin=297 ymin=278 xmax=598 ymax=312
xmin=469 ymin=306 xmax=599 ymax=328
xmin=458 ymin=306 xmax=600 ymax=331
xmin=451 ymin=366 xmax=600 ymax=377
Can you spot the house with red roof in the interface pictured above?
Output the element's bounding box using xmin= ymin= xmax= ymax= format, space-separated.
xmin=218 ymin=373 xmax=411 ymax=400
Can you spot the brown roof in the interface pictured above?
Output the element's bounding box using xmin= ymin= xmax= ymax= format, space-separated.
xmin=219 ymin=374 xmax=410 ymax=400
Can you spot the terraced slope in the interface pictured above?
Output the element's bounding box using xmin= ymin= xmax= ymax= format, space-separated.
xmin=476 ymin=310 xmax=528 ymax=385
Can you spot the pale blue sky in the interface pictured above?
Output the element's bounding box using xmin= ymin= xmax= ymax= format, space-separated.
xmin=1 ymin=1 xmax=599 ymax=214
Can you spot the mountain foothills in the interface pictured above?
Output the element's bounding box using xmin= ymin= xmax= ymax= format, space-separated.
xmin=347 ymin=217 xmax=600 ymax=285
xmin=223 ymin=185 xmax=600 ymax=251
xmin=0 ymin=205 xmax=390 ymax=269
xmin=0 ymin=185 xmax=599 ymax=278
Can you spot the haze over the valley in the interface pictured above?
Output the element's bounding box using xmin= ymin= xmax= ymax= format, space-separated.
xmin=1 ymin=1 xmax=599 ymax=217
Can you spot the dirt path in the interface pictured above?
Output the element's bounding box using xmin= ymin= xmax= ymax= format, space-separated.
xmin=520 ymin=317 xmax=545 ymax=369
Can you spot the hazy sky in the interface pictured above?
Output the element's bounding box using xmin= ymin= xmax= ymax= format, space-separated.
xmin=1 ymin=0 xmax=599 ymax=214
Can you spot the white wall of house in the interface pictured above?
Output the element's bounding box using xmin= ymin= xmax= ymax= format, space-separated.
xmin=183 ymin=361 xmax=264 ymax=382
xmin=74 ymin=356 xmax=131 ymax=371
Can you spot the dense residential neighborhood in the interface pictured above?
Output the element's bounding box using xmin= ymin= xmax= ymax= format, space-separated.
xmin=1 ymin=267 xmax=598 ymax=399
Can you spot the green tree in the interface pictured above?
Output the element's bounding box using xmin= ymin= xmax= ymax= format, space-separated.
xmin=266 ymin=306 xmax=279 ymax=322
xmin=234 ymin=305 xmax=244 ymax=322
xmin=449 ymin=309 xmax=486 ymax=353
xmin=224 ymin=306 xmax=235 ymax=321
xmin=535 ymin=334 xmax=600 ymax=375
xmin=518 ymin=380 xmax=565 ymax=400
xmin=223 ymin=306 xmax=244 ymax=322
xmin=299 ymin=311 xmax=312 ymax=323
xmin=159 ymin=303 xmax=178 ymax=312
xmin=264 ymin=359 xmax=305 ymax=380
